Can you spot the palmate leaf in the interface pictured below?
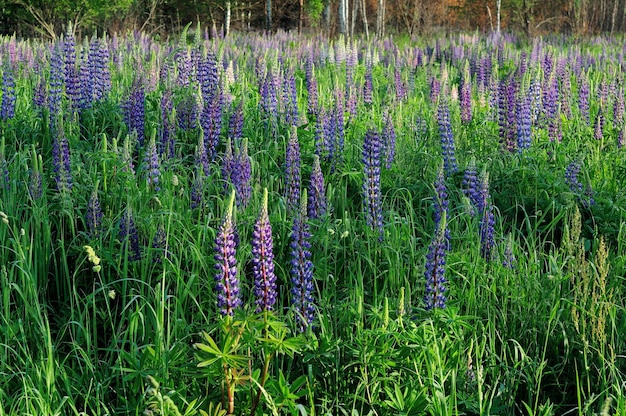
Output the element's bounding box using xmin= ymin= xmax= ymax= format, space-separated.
xmin=195 ymin=331 xmax=248 ymax=369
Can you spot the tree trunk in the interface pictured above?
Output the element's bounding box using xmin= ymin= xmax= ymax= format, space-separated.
xmin=611 ymin=0 xmax=618 ymax=33
xmin=362 ymin=0 xmax=369 ymax=39
xmin=351 ymin=0 xmax=358 ymax=37
xmin=522 ymin=0 xmax=530 ymax=36
xmin=323 ymin=0 xmax=331 ymax=34
xmin=266 ymin=0 xmax=272 ymax=31
xmin=299 ymin=0 xmax=304 ymax=33
xmin=339 ymin=0 xmax=347 ymax=35
xmin=376 ymin=0 xmax=385 ymax=37
xmin=224 ymin=0 xmax=231 ymax=36
xmin=496 ymin=0 xmax=501 ymax=34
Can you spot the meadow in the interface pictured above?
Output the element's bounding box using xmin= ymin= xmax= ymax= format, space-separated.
xmin=0 ymin=28 xmax=625 ymax=415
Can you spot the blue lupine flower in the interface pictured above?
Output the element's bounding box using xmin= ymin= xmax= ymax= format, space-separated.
xmin=437 ymin=100 xmax=458 ymax=175
xmin=1 ymin=66 xmax=16 ymax=120
xmin=362 ymin=130 xmax=383 ymax=239
xmin=214 ymin=190 xmax=241 ymax=316
xmin=290 ymin=192 xmax=315 ymax=332
xmin=252 ymin=188 xmax=277 ymax=313
xmin=308 ymin=155 xmax=327 ymax=219
xmin=285 ymin=128 xmax=301 ymax=215
xmin=424 ymin=212 xmax=448 ymax=310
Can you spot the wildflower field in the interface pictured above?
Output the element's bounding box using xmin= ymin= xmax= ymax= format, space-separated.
xmin=0 ymin=28 xmax=625 ymax=415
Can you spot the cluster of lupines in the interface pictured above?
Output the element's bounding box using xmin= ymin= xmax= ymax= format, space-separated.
xmin=516 ymin=92 xmax=532 ymax=150
xmin=498 ymin=76 xmax=518 ymax=152
xmin=305 ymin=55 xmax=318 ymax=116
xmin=437 ymin=100 xmax=458 ymax=175
xmin=290 ymin=192 xmax=315 ymax=332
xmin=362 ymin=130 xmax=384 ymax=239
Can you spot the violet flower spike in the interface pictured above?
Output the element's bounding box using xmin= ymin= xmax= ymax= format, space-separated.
xmin=424 ymin=211 xmax=448 ymax=310
xmin=252 ymin=188 xmax=277 ymax=313
xmin=308 ymin=154 xmax=327 ymax=219
xmin=290 ymin=191 xmax=315 ymax=332
xmin=214 ymin=190 xmax=241 ymax=316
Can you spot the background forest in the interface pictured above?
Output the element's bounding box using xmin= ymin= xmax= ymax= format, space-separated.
xmin=2 ymin=0 xmax=626 ymax=39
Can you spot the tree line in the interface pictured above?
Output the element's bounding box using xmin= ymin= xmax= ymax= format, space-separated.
xmin=1 ymin=0 xmax=626 ymax=38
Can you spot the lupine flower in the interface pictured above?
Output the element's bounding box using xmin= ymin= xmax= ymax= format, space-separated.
xmin=95 ymin=38 xmax=111 ymax=101
xmin=517 ymin=93 xmax=532 ymax=150
xmin=307 ymin=155 xmax=327 ymax=219
xmin=228 ymin=101 xmax=243 ymax=141
xmin=190 ymin=169 xmax=204 ymax=209
xmin=382 ymin=110 xmax=396 ymax=169
xmin=52 ymin=125 xmax=73 ymax=192
xmin=462 ymin=159 xmax=480 ymax=214
xmin=284 ymin=128 xmax=301 ymax=215
xmin=578 ymin=78 xmax=590 ymax=124
xmin=118 ymin=208 xmax=141 ymax=261
xmin=1 ymin=66 xmax=16 ymax=120
xmin=33 ymin=78 xmax=47 ymax=111
xmin=437 ymin=100 xmax=458 ymax=175
xmin=283 ymin=70 xmax=298 ymax=127
xmin=363 ymin=58 xmax=373 ymax=105
xmin=290 ymin=192 xmax=315 ymax=332
xmin=424 ymin=211 xmax=448 ymax=310
xmin=498 ymin=77 xmax=518 ymax=152
xmin=143 ymin=131 xmax=160 ymax=191
xmin=233 ymin=138 xmax=251 ymax=207
xmin=85 ymin=183 xmax=103 ymax=237
xmin=394 ymin=67 xmax=407 ymax=101
xmin=565 ymin=160 xmax=595 ymax=207
xmin=460 ymin=61 xmax=472 ymax=123
xmin=305 ymin=55 xmax=318 ymax=116
xmin=478 ymin=173 xmax=495 ymax=261
xmin=362 ymin=130 xmax=384 ymax=239
xmin=430 ymin=76 xmax=441 ymax=104
xmin=593 ymin=110 xmax=604 ymax=140
xmin=122 ymin=78 xmax=146 ymax=146
xmin=252 ymin=188 xmax=277 ymax=313
xmin=48 ymin=46 xmax=64 ymax=117
xmin=214 ymin=190 xmax=241 ymax=316
xmin=151 ymin=225 xmax=169 ymax=264
xmin=177 ymin=92 xmax=199 ymax=131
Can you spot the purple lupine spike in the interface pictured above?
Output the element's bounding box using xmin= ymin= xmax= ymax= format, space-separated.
xmin=228 ymin=101 xmax=243 ymax=140
xmin=460 ymin=61 xmax=472 ymax=123
xmin=430 ymin=76 xmax=441 ymax=104
xmin=363 ymin=58 xmax=373 ymax=105
xmin=143 ymin=131 xmax=160 ymax=191
xmin=233 ymin=138 xmax=251 ymax=207
xmin=176 ymin=92 xmax=198 ymax=131
xmin=122 ymin=79 xmax=145 ymax=146
xmin=594 ymin=110 xmax=604 ymax=140
xmin=201 ymin=92 xmax=222 ymax=161
xmin=424 ymin=211 xmax=448 ymax=310
xmin=159 ymin=90 xmax=176 ymax=158
xmin=284 ymin=128 xmax=301 ymax=215
xmin=190 ymin=169 xmax=204 ymax=209
xmin=437 ymin=100 xmax=458 ymax=175
xmin=195 ymin=130 xmax=211 ymax=177
xmin=395 ymin=67 xmax=407 ymax=101
xmin=314 ymin=108 xmax=327 ymax=157
xmin=346 ymin=87 xmax=358 ymax=122
xmin=517 ymin=93 xmax=532 ymax=150
xmin=478 ymin=172 xmax=495 ymax=261
xmin=308 ymin=154 xmax=327 ymax=219
xmin=52 ymin=124 xmax=72 ymax=192
xmin=63 ymin=31 xmax=76 ymax=83
xmin=85 ymin=183 xmax=103 ymax=238
xmin=462 ymin=159 xmax=480 ymax=215
xmin=65 ymin=63 xmax=81 ymax=112
xmin=79 ymin=41 xmax=94 ymax=110
xmin=565 ymin=160 xmax=584 ymax=194
xmin=382 ymin=110 xmax=396 ymax=170
xmin=305 ymin=55 xmax=318 ymax=116
xmin=119 ymin=208 xmax=141 ymax=261
xmin=94 ymin=38 xmax=111 ymax=101
xmin=49 ymin=45 xmax=64 ymax=117
xmin=362 ymin=130 xmax=384 ymax=239
xmin=151 ymin=225 xmax=168 ymax=264
xmin=214 ymin=190 xmax=241 ymax=316
xmin=252 ymin=188 xmax=277 ymax=313
xmin=290 ymin=191 xmax=315 ymax=332
xmin=578 ymin=78 xmax=590 ymax=124
xmin=282 ymin=70 xmax=298 ymax=127
xmin=33 ymin=78 xmax=47 ymax=111
xmin=1 ymin=66 xmax=16 ymax=120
